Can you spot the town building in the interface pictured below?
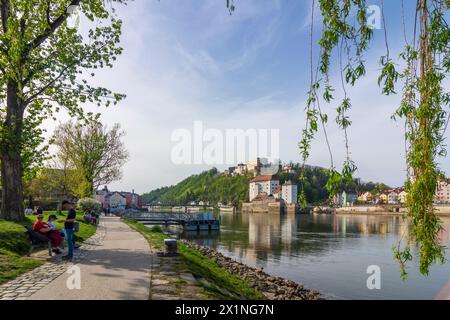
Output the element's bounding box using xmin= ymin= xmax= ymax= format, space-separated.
xmin=435 ymin=179 xmax=450 ymax=203
xmin=282 ymin=163 xmax=296 ymax=174
xmin=95 ymin=186 xmax=110 ymax=209
xmin=120 ymin=190 xmax=142 ymax=208
xmin=334 ymin=191 xmax=358 ymax=207
xmin=378 ymin=193 xmax=388 ymax=204
xmin=388 ymin=191 xmax=399 ymax=204
xmin=249 ymin=175 xmax=280 ymax=202
xmin=272 ymin=186 xmax=281 ymax=200
xmin=109 ymin=192 xmax=127 ymax=213
xmin=357 ymin=191 xmax=373 ymax=203
xmin=282 ymin=181 xmax=298 ymax=204
xmin=233 ymin=163 xmax=247 ymax=176
xmin=246 ymin=159 xmax=260 ymax=175
xmin=398 ymin=190 xmax=408 ymax=204
xmin=95 ymin=187 xmax=143 ymax=212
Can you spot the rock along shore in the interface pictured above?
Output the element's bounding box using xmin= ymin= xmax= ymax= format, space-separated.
xmin=181 ymin=240 xmax=321 ymax=300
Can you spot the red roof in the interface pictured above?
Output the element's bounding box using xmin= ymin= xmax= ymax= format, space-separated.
xmin=250 ymin=175 xmax=277 ymax=183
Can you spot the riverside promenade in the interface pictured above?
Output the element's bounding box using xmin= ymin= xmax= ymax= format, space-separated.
xmin=28 ymin=217 xmax=151 ymax=300
xmin=0 ymin=217 xmax=205 ymax=300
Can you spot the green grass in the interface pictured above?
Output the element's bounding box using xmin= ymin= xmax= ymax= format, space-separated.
xmin=0 ymin=220 xmax=33 ymax=255
xmin=0 ymin=211 xmax=97 ymax=285
xmin=123 ymin=219 xmax=263 ymax=300
xmin=124 ymin=219 xmax=166 ymax=250
xmin=178 ymin=242 xmax=263 ymax=300
xmin=0 ymin=249 xmax=44 ymax=284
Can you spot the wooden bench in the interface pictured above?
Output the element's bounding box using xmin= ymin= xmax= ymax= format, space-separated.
xmin=24 ymin=226 xmax=52 ymax=257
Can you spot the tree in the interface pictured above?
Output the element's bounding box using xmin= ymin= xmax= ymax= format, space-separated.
xmin=0 ymin=0 xmax=127 ymax=221
xmin=297 ymin=0 xmax=449 ymax=278
xmin=53 ymin=120 xmax=129 ymax=198
xmin=226 ymin=0 xmax=449 ymax=277
xmin=24 ymin=161 xmax=78 ymax=206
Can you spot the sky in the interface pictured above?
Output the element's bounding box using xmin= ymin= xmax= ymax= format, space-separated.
xmin=43 ymin=0 xmax=450 ymax=194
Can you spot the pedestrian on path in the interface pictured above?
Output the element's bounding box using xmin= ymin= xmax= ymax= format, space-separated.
xmin=61 ymin=200 xmax=77 ymax=260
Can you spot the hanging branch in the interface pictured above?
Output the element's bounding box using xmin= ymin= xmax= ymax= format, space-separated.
xmin=226 ymin=0 xmax=449 ymax=278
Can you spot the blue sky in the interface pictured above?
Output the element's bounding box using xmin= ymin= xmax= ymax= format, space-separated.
xmin=45 ymin=0 xmax=449 ymax=193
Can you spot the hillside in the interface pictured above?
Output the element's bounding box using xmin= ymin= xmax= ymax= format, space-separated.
xmin=143 ymin=168 xmax=251 ymax=207
xmin=142 ymin=165 xmax=342 ymax=206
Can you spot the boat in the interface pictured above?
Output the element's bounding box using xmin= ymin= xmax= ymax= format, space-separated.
xmin=219 ymin=205 xmax=235 ymax=213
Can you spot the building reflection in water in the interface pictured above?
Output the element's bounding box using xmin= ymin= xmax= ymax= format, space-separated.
xmin=179 ymin=212 xmax=450 ymax=299
xmin=181 ymin=212 xmax=450 ymax=273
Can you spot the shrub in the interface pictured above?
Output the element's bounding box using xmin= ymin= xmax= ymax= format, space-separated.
xmin=150 ymin=225 xmax=162 ymax=233
xmin=77 ymin=198 xmax=102 ymax=214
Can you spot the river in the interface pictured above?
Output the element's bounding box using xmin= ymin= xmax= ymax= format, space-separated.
xmin=174 ymin=212 xmax=450 ymax=300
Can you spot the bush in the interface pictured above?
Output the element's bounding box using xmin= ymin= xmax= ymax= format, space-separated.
xmin=77 ymin=198 xmax=102 ymax=214
xmin=150 ymin=225 xmax=162 ymax=233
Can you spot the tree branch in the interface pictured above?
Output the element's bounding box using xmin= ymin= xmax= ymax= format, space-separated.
xmin=27 ymin=0 xmax=81 ymax=52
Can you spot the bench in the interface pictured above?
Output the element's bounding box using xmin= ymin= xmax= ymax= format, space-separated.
xmin=24 ymin=226 xmax=52 ymax=257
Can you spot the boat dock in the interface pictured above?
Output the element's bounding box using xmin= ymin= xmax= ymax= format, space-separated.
xmin=122 ymin=211 xmax=221 ymax=231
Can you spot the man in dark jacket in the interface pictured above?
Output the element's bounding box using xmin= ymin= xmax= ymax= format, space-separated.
xmin=61 ymin=200 xmax=77 ymax=260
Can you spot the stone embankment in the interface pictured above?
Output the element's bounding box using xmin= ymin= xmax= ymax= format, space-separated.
xmin=181 ymin=241 xmax=321 ymax=300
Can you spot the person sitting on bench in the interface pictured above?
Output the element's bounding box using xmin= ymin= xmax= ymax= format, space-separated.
xmin=33 ymin=214 xmax=63 ymax=255
xmin=47 ymin=215 xmax=65 ymax=238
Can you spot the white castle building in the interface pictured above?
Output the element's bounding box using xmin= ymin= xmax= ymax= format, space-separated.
xmin=249 ymin=176 xmax=297 ymax=204
xmin=249 ymin=175 xmax=280 ymax=202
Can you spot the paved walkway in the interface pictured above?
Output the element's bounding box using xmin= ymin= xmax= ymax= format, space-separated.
xmin=0 ymin=220 xmax=107 ymax=300
xmin=0 ymin=216 xmax=208 ymax=300
xmin=27 ymin=217 xmax=152 ymax=300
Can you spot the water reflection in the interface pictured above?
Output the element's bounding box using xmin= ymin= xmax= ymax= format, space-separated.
xmin=178 ymin=213 xmax=450 ymax=299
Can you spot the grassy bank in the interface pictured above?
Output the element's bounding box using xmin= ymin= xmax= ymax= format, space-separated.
xmin=0 ymin=211 xmax=97 ymax=285
xmin=124 ymin=219 xmax=263 ymax=300
xmin=0 ymin=220 xmax=44 ymax=284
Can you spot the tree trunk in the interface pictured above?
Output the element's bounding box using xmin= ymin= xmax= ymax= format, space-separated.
xmin=0 ymin=81 xmax=25 ymax=221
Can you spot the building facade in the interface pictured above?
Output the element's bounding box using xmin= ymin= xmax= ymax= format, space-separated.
xmin=249 ymin=175 xmax=280 ymax=202
xmin=95 ymin=187 xmax=143 ymax=212
xmin=388 ymin=192 xmax=399 ymax=204
xmin=357 ymin=191 xmax=373 ymax=203
xmin=95 ymin=186 xmax=110 ymax=209
xmin=281 ymin=181 xmax=298 ymax=204
xmin=334 ymin=191 xmax=358 ymax=207
xmin=109 ymin=192 xmax=127 ymax=212
xmin=436 ymin=179 xmax=450 ymax=203
xmin=398 ymin=191 xmax=408 ymax=204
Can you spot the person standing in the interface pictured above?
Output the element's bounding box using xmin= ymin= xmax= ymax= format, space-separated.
xmin=61 ymin=200 xmax=76 ymax=260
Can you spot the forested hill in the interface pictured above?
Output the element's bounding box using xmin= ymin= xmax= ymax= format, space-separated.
xmin=142 ymin=165 xmax=346 ymax=207
xmin=142 ymin=168 xmax=250 ymax=207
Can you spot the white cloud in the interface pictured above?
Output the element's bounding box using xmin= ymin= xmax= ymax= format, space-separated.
xmin=39 ymin=0 xmax=449 ymax=195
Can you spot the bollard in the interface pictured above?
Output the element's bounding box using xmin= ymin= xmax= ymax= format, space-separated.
xmin=164 ymin=239 xmax=178 ymax=255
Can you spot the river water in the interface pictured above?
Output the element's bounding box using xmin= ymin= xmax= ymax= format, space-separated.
xmin=175 ymin=212 xmax=450 ymax=300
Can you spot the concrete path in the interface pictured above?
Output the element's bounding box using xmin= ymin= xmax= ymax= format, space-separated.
xmin=28 ymin=217 xmax=151 ymax=300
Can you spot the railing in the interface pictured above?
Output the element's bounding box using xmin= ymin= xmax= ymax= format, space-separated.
xmin=122 ymin=210 xmax=217 ymax=225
